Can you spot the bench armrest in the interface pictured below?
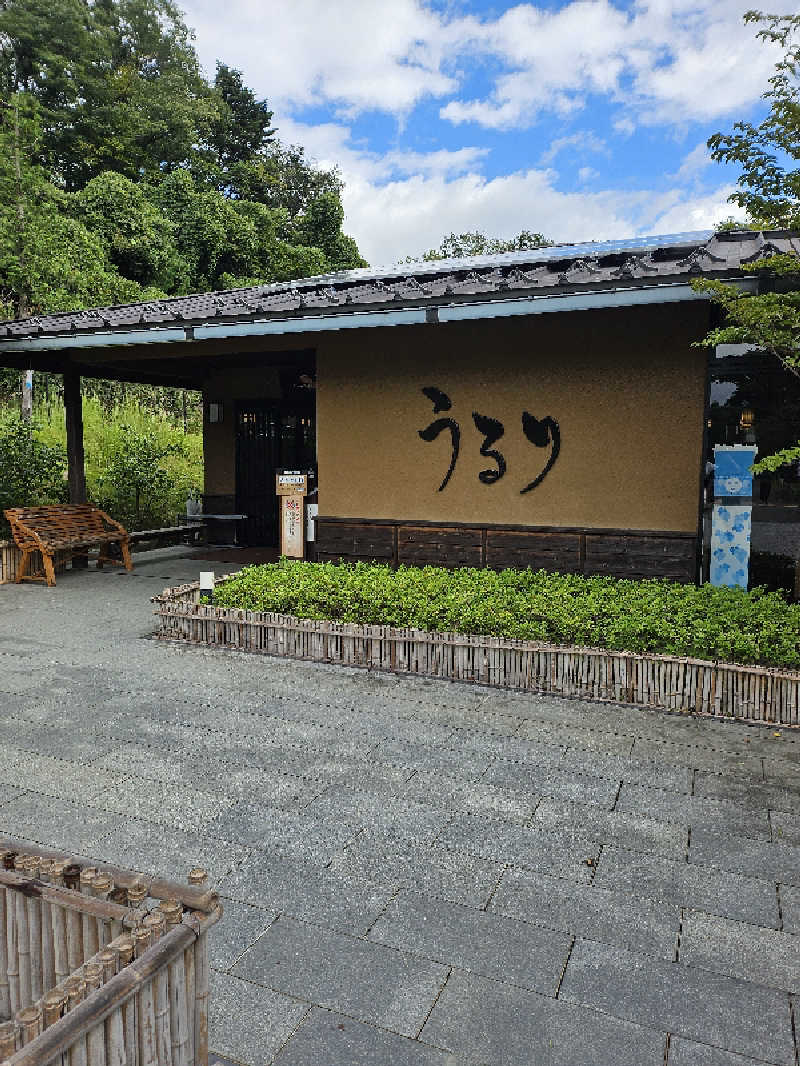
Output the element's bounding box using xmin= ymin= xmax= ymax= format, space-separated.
xmin=96 ymin=509 xmax=130 ymax=538
xmin=5 ymin=514 xmax=49 ymax=554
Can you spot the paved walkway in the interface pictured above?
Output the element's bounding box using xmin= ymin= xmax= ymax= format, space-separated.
xmin=1 ymin=549 xmax=800 ymax=1065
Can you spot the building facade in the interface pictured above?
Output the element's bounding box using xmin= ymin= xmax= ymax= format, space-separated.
xmin=2 ymin=229 xmax=798 ymax=582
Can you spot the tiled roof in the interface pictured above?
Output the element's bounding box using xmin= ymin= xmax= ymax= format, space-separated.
xmin=1 ymin=229 xmax=797 ymax=341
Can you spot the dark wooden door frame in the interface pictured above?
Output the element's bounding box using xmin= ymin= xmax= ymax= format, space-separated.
xmin=235 ymin=399 xmax=316 ymax=547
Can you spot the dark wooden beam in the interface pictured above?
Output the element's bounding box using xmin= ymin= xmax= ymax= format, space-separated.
xmin=64 ymin=369 xmax=87 ymax=505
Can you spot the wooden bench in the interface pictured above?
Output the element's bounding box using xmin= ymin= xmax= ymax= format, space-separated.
xmin=4 ymin=504 xmax=133 ymax=586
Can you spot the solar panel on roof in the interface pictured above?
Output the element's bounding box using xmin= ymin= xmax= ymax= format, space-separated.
xmin=278 ymin=230 xmax=716 ymax=290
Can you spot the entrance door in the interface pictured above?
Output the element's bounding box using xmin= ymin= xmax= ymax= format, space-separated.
xmin=235 ymin=403 xmax=316 ymax=546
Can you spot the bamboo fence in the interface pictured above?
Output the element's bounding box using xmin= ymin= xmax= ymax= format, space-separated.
xmin=0 ymin=840 xmax=221 ymax=1066
xmin=152 ymin=577 xmax=800 ymax=727
xmin=0 ymin=544 xmax=68 ymax=586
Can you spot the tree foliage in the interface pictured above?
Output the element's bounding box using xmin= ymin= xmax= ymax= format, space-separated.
xmin=0 ymin=0 xmax=365 ymax=321
xmin=696 ymin=9 xmax=800 ymax=472
xmin=415 ymin=230 xmax=552 ymax=262
xmin=0 ymin=415 xmax=67 ymax=526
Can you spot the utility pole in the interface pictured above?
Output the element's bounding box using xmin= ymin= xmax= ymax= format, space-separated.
xmin=10 ymin=94 xmax=33 ymax=417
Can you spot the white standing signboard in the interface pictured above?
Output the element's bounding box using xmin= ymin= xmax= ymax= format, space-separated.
xmin=276 ymin=472 xmax=308 ymax=559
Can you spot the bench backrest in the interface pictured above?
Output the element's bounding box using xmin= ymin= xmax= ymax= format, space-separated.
xmin=4 ymin=505 xmax=126 ymax=548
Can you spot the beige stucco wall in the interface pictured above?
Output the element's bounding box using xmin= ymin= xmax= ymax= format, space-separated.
xmin=316 ymin=303 xmax=708 ymax=532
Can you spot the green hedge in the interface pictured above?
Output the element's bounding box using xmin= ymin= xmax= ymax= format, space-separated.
xmin=212 ymin=560 xmax=800 ymax=669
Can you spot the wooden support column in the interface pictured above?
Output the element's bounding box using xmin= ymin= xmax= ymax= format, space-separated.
xmin=64 ymin=370 xmax=87 ymax=504
xmin=63 ymin=366 xmax=89 ymax=571
xmin=64 ymin=369 xmax=88 ymax=570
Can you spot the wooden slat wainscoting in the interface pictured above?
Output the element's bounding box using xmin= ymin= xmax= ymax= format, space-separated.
xmin=315 ymin=518 xmax=698 ymax=582
xmin=152 ymin=580 xmax=800 ymax=726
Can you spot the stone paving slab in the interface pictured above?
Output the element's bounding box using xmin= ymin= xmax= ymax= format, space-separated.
xmin=482 ymin=756 xmax=619 ymax=808
xmin=436 ymin=812 xmax=600 ymax=881
xmin=631 ymin=737 xmax=766 ymax=777
xmin=771 ymin=810 xmax=800 ymax=846
xmin=679 ymin=909 xmax=800 ymax=991
xmin=3 ymin=714 xmax=117 ymax=763
xmin=217 ymin=850 xmax=393 ymax=935
xmin=306 ymin=785 xmax=453 ymax=843
xmin=488 ymin=866 xmax=680 ymax=959
xmin=208 ymin=971 xmax=309 ymax=1066
xmin=90 ymin=775 xmax=240 ymax=833
xmin=2 ymin=547 xmax=800 ymax=1065
xmin=694 ymin=771 xmax=800 ymax=812
xmin=368 ymin=737 xmax=496 ymax=777
xmin=326 ymin=830 xmax=505 ymax=909
xmin=0 ymin=793 xmax=131 ymax=858
xmin=271 ymin=1007 xmax=465 ymax=1065
xmin=560 ymin=747 xmax=695 ymax=793
xmin=690 ymin=826 xmax=800 ymax=886
xmin=667 ymin=1036 xmax=781 ymax=1065
xmin=96 ymin=815 xmax=251 ymax=887
xmin=560 ymin=940 xmax=796 ymax=1064
xmin=203 ymin=801 xmax=360 ymax=864
xmin=593 ymin=846 xmax=781 ymax=927
xmin=615 ymin=781 xmax=772 ymax=841
xmin=420 ymin=969 xmax=667 ymax=1065
xmin=780 ymin=884 xmax=800 ymax=934
xmin=368 ymin=891 xmax=571 ymax=993
xmin=234 ymin=915 xmax=449 ymax=1038
xmin=534 ymin=798 xmax=688 ymax=858
xmin=94 ymin=742 xmax=326 ymax=807
xmin=208 ymin=898 xmax=277 ymax=972
xmin=399 ymin=768 xmax=538 ymax=823
xmin=517 ymin=717 xmax=636 ymax=756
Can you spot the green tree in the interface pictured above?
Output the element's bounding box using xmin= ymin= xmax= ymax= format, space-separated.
xmin=199 ymin=63 xmax=276 ymax=188
xmin=71 ymin=172 xmax=184 ymax=290
xmin=292 ymin=191 xmax=367 ymax=272
xmin=0 ymin=92 xmax=152 ymax=318
xmin=94 ymin=423 xmax=181 ymax=529
xmin=416 ymin=229 xmax=552 ymax=262
xmin=0 ymin=0 xmax=367 ymax=315
xmin=694 ymin=10 xmax=800 ymax=472
xmin=0 ymin=414 xmax=67 ymax=531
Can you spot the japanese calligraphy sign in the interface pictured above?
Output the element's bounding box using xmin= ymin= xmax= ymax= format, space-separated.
xmin=418 ymin=386 xmax=561 ymax=495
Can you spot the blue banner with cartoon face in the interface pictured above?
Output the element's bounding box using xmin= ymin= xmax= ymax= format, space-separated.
xmin=713 ymin=445 xmax=756 ymax=499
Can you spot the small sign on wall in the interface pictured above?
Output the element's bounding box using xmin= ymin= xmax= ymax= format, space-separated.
xmin=276 ymin=472 xmax=309 ymax=495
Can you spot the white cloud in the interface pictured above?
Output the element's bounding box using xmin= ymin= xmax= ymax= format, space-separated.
xmin=540 ymin=131 xmax=609 ymax=165
xmin=179 ymin=0 xmax=797 ymax=131
xmin=672 ymin=142 xmax=713 ymax=182
xmin=172 ymin=1 xmax=777 ymax=268
xmin=181 ymin=0 xmax=457 ymax=116
xmin=278 ymin=118 xmax=738 ymax=265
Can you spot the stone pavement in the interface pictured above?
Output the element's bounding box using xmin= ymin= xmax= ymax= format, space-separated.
xmin=1 ymin=548 xmax=800 ymax=1065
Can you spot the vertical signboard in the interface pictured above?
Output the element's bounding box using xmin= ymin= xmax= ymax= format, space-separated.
xmin=276 ymin=472 xmax=308 ymax=559
xmin=710 ymin=445 xmax=756 ymax=589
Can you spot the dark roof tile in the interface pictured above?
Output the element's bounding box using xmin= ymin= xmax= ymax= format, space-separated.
xmin=2 ymin=230 xmax=798 ymax=342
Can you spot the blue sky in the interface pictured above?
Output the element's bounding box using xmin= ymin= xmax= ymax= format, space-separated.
xmin=179 ymin=0 xmax=798 ymax=265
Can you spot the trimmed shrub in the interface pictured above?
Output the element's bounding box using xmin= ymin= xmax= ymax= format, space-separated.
xmin=212 ymin=559 xmax=800 ymax=669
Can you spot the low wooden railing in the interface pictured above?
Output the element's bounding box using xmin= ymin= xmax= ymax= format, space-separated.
xmin=0 ymin=840 xmax=220 ymax=1065
xmin=153 ymin=578 xmax=800 ymax=726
